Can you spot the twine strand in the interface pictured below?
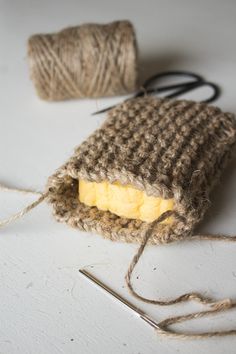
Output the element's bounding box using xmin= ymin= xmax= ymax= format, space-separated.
xmin=0 ymin=183 xmax=47 ymax=228
xmin=157 ymin=300 xmax=236 ymax=339
xmin=125 ymin=210 xmax=236 ymax=338
xmin=1 ymin=183 xmax=236 ymax=338
xmin=190 ymin=233 xmax=236 ymax=241
xmin=0 ymin=183 xmax=42 ymax=195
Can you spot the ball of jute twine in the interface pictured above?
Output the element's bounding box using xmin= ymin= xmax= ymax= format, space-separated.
xmin=1 ymin=185 xmax=236 ymax=339
xmin=27 ymin=20 xmax=138 ymax=101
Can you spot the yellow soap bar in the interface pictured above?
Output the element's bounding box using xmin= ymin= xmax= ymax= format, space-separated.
xmin=79 ymin=179 xmax=174 ymax=223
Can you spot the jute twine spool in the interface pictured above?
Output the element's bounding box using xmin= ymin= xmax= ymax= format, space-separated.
xmin=27 ymin=20 xmax=138 ymax=101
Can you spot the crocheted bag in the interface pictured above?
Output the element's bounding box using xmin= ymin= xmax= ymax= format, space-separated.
xmin=46 ymin=96 xmax=236 ymax=244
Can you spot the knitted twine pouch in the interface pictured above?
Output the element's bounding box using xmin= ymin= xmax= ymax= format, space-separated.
xmin=46 ymin=96 xmax=236 ymax=244
xmin=44 ymin=96 xmax=236 ymax=338
xmin=2 ymin=95 xmax=236 ymax=338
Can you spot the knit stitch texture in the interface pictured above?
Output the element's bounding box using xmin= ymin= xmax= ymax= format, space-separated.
xmin=46 ymin=97 xmax=236 ymax=244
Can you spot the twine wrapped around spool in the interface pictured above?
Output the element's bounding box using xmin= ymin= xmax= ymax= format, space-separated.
xmin=27 ymin=20 xmax=138 ymax=101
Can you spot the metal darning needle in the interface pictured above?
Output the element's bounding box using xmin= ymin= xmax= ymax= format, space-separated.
xmin=79 ymin=268 xmax=161 ymax=330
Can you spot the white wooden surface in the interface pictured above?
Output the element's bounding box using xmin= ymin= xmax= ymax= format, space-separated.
xmin=1 ymin=0 xmax=236 ymax=353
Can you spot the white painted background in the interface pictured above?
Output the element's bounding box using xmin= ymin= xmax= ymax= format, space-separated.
xmin=1 ymin=0 xmax=236 ymax=353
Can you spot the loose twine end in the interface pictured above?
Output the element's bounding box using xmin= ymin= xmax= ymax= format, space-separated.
xmin=125 ymin=210 xmax=236 ymax=339
xmin=0 ymin=183 xmax=47 ymax=228
xmin=1 ymin=183 xmax=236 ymax=339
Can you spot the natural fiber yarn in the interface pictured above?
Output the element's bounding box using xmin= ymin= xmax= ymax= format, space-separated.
xmin=1 ymin=96 xmax=236 ymax=338
xmin=27 ymin=20 xmax=138 ymax=101
xmin=43 ymin=96 xmax=236 ymax=338
xmin=46 ymin=96 xmax=236 ymax=244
